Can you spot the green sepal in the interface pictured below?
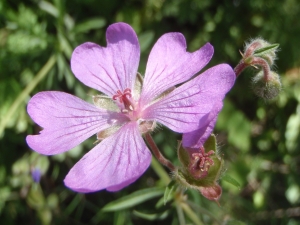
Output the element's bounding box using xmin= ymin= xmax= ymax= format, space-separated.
xmin=253 ymin=43 xmax=279 ymax=56
xmin=177 ymin=141 xmax=190 ymax=168
xmin=203 ymin=134 xmax=217 ymax=152
xmin=176 ymin=134 xmax=222 ymax=188
xmin=252 ymin=71 xmax=281 ymax=99
xmin=177 ymin=134 xmax=217 ymax=168
xmin=176 ymin=154 xmax=223 ymax=188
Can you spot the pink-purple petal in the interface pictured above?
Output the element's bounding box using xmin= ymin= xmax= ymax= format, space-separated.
xmin=26 ymin=91 xmax=124 ymax=155
xmin=142 ymin=64 xmax=235 ymax=133
xmin=188 ymin=63 xmax=236 ymax=98
xmin=182 ymin=102 xmax=221 ymax=148
xmin=140 ymin=34 xmax=213 ymax=104
xmin=141 ymin=81 xmax=214 ymax=133
xmin=64 ymin=122 xmax=152 ymax=193
xmin=71 ymin=22 xmax=140 ymax=96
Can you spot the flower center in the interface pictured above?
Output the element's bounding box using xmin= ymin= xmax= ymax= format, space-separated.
xmin=111 ymin=86 xmax=156 ymax=133
xmin=112 ymin=88 xmax=136 ymax=113
xmin=188 ymin=146 xmax=215 ymax=179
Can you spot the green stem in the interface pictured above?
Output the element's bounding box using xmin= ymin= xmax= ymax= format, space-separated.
xmin=0 ymin=55 xmax=56 ymax=136
xmin=175 ymin=202 xmax=186 ymax=225
xmin=150 ymin=157 xmax=171 ymax=186
xmin=181 ymin=202 xmax=204 ymax=225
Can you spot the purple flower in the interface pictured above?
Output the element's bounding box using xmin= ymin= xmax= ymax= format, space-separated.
xmin=31 ymin=168 xmax=41 ymax=183
xmin=26 ymin=22 xmax=235 ymax=193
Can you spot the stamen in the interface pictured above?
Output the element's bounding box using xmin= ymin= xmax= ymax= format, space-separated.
xmin=112 ymin=88 xmax=135 ymax=112
xmin=188 ymin=146 xmax=215 ymax=179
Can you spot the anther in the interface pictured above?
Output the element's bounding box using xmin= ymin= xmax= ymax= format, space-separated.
xmin=188 ymin=146 xmax=215 ymax=179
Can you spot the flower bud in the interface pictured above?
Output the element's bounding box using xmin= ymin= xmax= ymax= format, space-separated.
xmin=235 ymin=38 xmax=280 ymax=77
xmin=244 ymin=38 xmax=279 ymax=67
xmin=252 ymin=71 xmax=282 ymax=99
xmin=31 ymin=168 xmax=41 ymax=183
xmin=175 ymin=134 xmax=223 ymax=202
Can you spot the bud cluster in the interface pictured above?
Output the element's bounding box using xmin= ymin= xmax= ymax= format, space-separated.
xmin=234 ymin=38 xmax=281 ymax=100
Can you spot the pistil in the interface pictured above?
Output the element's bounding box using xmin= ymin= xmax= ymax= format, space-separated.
xmin=113 ymin=88 xmax=135 ymax=113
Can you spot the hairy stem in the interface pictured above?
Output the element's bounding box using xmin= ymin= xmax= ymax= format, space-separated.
xmin=251 ymin=57 xmax=271 ymax=81
xmin=234 ymin=61 xmax=248 ymax=77
xmin=144 ymin=133 xmax=176 ymax=171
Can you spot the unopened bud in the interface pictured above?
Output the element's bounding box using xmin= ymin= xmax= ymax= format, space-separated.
xmin=31 ymin=168 xmax=41 ymax=183
xmin=244 ymin=38 xmax=279 ymax=67
xmin=252 ymin=71 xmax=282 ymax=99
xmin=235 ymin=38 xmax=279 ymax=77
xmin=199 ymin=183 xmax=222 ymax=202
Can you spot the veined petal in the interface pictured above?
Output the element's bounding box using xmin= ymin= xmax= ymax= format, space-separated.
xmin=142 ymin=64 xmax=235 ymax=133
xmin=182 ymin=102 xmax=221 ymax=148
xmin=64 ymin=122 xmax=152 ymax=192
xmin=71 ymin=22 xmax=140 ymax=96
xmin=140 ymin=34 xmax=213 ymax=104
xmin=26 ymin=91 xmax=125 ymax=155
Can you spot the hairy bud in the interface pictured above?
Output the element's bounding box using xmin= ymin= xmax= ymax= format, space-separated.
xmin=245 ymin=38 xmax=279 ymax=67
xmin=252 ymin=71 xmax=282 ymax=99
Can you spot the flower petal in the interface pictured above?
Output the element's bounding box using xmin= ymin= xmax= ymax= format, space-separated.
xmin=182 ymin=102 xmax=221 ymax=148
xmin=71 ymin=22 xmax=140 ymax=96
xmin=64 ymin=122 xmax=152 ymax=192
xmin=199 ymin=183 xmax=222 ymax=202
xmin=142 ymin=64 xmax=235 ymax=133
xmin=26 ymin=91 xmax=125 ymax=155
xmin=140 ymin=34 xmax=213 ymax=104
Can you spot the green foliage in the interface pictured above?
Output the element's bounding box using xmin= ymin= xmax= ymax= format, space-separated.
xmin=101 ymin=187 xmax=164 ymax=212
xmin=0 ymin=0 xmax=300 ymax=224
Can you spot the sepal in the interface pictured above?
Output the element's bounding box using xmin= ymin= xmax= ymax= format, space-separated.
xmin=175 ymin=134 xmax=223 ymax=202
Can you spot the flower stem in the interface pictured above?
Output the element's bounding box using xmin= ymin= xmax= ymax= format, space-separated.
xmin=0 ymin=55 xmax=56 ymax=136
xmin=234 ymin=61 xmax=248 ymax=77
xmin=175 ymin=202 xmax=186 ymax=225
xmin=251 ymin=57 xmax=271 ymax=81
xmin=144 ymin=133 xmax=176 ymax=171
xmin=234 ymin=56 xmax=271 ymax=80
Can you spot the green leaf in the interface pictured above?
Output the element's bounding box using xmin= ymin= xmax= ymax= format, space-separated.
xmin=181 ymin=202 xmax=204 ymax=225
xmin=38 ymin=1 xmax=59 ymax=17
xmin=151 ymin=157 xmax=171 ymax=185
xmin=163 ymin=180 xmax=176 ymax=205
xmin=138 ymin=31 xmax=155 ymax=52
xmin=73 ymin=18 xmax=106 ymax=33
xmin=133 ymin=210 xmax=169 ymax=221
xmin=253 ymin=43 xmax=279 ymax=55
xmin=225 ymin=220 xmax=247 ymax=225
xmin=102 ymin=187 xmax=164 ymax=212
xmin=64 ymin=194 xmax=83 ymax=216
xmin=222 ymin=174 xmax=241 ymax=189
xmin=27 ymin=184 xmax=45 ymax=209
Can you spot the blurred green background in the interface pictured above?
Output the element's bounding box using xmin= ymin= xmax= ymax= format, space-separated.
xmin=0 ymin=0 xmax=300 ymax=224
